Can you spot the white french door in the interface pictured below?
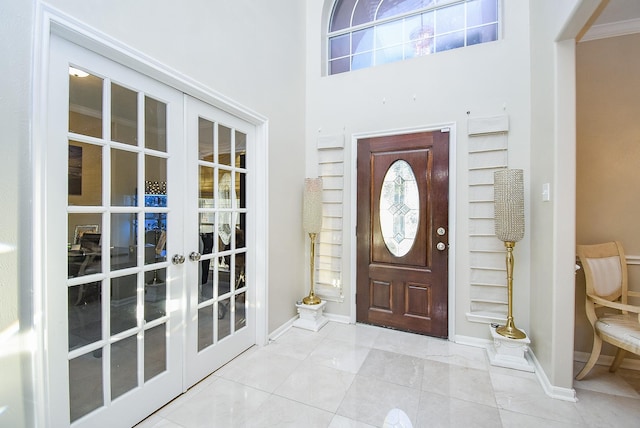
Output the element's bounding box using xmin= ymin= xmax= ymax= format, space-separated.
xmin=45 ymin=34 xmax=255 ymax=427
xmin=184 ymin=97 xmax=255 ymax=387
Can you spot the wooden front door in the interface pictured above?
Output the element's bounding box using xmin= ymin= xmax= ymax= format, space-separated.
xmin=356 ymin=131 xmax=449 ymax=338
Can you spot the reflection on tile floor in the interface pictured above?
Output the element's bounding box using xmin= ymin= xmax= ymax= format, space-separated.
xmin=136 ymin=322 xmax=640 ymax=428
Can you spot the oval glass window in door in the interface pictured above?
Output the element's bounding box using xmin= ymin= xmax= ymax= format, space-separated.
xmin=379 ymin=160 xmax=419 ymax=257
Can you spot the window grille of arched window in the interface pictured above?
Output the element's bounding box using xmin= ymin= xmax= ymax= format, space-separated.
xmin=328 ymin=0 xmax=499 ymax=75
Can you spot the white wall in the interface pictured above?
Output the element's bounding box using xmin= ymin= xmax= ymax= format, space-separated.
xmin=0 ymin=1 xmax=37 ymax=426
xmin=305 ymin=0 xmax=533 ymax=339
xmin=528 ymin=0 xmax=597 ymax=390
xmin=43 ymin=0 xmax=309 ymax=333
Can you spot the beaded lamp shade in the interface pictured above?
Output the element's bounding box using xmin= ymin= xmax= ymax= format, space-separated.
xmin=303 ymin=178 xmax=323 ymax=234
xmin=494 ymin=169 xmax=524 ymax=243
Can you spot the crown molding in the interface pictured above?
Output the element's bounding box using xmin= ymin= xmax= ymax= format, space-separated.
xmin=581 ymin=17 xmax=640 ymax=42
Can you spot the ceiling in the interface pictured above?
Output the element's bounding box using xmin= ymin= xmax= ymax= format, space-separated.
xmin=593 ymin=0 xmax=640 ymax=26
xmin=581 ymin=0 xmax=640 ymax=41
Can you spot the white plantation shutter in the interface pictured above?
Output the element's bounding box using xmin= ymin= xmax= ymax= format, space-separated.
xmin=315 ymin=135 xmax=345 ymax=302
xmin=466 ymin=116 xmax=510 ymax=323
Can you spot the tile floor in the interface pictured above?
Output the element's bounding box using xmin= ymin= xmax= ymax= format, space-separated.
xmin=136 ymin=322 xmax=640 ymax=428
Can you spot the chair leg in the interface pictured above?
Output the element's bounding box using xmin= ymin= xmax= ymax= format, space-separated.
xmin=609 ymin=348 xmax=627 ymax=373
xmin=575 ymin=334 xmax=603 ymax=380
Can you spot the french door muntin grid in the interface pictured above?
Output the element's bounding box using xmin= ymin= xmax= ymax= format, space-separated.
xmin=328 ymin=0 xmax=498 ymax=72
xmin=66 ymin=70 xmax=172 ymax=418
xmin=196 ymin=118 xmax=248 ymax=350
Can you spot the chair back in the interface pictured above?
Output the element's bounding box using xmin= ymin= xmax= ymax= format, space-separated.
xmin=577 ymin=241 xmax=627 ymax=302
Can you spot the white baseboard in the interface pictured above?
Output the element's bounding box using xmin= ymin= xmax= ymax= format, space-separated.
xmin=455 ymin=334 xmax=578 ymax=402
xmin=267 ymin=311 xmax=350 ymax=343
xmin=528 ymin=350 xmax=578 ymax=402
xmin=452 ymin=334 xmax=492 ymax=348
xmin=267 ymin=315 xmax=298 ymax=342
xmin=574 ymin=350 xmax=640 ymax=371
xmin=324 ymin=313 xmax=350 ymax=324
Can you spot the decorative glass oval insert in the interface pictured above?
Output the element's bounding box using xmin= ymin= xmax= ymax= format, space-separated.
xmin=379 ymin=160 xmax=419 ymax=257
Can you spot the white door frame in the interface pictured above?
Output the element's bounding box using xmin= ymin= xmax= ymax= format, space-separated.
xmin=32 ymin=4 xmax=269 ymax=425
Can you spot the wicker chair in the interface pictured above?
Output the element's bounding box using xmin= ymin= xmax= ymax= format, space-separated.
xmin=575 ymin=241 xmax=640 ymax=380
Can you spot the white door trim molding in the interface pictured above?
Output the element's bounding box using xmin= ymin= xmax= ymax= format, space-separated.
xmin=32 ymin=3 xmax=269 ymax=425
xmin=349 ymin=123 xmax=457 ymax=339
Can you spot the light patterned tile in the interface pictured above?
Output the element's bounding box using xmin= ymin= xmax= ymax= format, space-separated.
xmin=424 ymin=338 xmax=490 ymax=370
xmin=161 ymin=377 xmax=270 ymax=427
xmin=337 ymin=375 xmax=421 ymax=426
xmin=140 ymin=324 xmax=640 ymax=428
xmin=308 ymin=338 xmax=371 ymax=374
xmin=500 ymin=409 xmax=583 ymax=428
xmin=423 ymin=359 xmax=497 ymax=407
xmin=154 ymin=376 xmax=221 ymax=418
xmin=573 ymin=363 xmax=640 ymax=398
xmin=134 ymin=414 xmax=184 ymax=428
xmin=263 ymin=325 xmax=324 ymax=360
xmin=245 ymin=394 xmax=334 ymax=428
xmin=617 ymin=367 xmax=640 ymax=395
xmin=574 ymin=388 xmax=640 ymax=428
xmin=358 ymin=349 xmax=424 ymax=389
xmin=372 ymin=328 xmax=432 ymax=359
xmin=274 ymin=360 xmax=356 ymax=413
xmin=491 ymin=371 xmax=583 ymax=425
xmin=214 ymin=347 xmax=302 ymax=392
xmin=416 ymin=390 xmax=502 ymax=428
xmin=325 ymin=322 xmax=382 ymax=348
xmin=328 ymin=414 xmax=377 ymax=428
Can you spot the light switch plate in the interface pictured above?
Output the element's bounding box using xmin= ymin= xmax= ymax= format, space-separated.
xmin=542 ymin=183 xmax=550 ymax=202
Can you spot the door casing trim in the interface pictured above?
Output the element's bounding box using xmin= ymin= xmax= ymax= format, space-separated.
xmin=33 ymin=4 xmax=269 ymax=425
xmin=349 ymin=124 xmax=457 ymax=340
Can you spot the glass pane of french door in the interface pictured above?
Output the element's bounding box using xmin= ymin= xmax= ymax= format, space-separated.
xmin=185 ymin=97 xmax=254 ymax=387
xmin=67 ymin=68 xmax=173 ymax=422
xmin=49 ymin=34 xmax=184 ymax=428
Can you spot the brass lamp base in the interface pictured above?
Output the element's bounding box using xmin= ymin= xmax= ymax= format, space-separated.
xmin=302 ymin=294 xmax=321 ymax=305
xmin=496 ymin=317 xmax=527 ymax=340
xmin=495 ymin=241 xmax=527 ymax=340
xmin=302 ymin=232 xmax=321 ymax=305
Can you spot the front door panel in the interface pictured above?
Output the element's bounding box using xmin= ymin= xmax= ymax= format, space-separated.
xmin=356 ymin=131 xmax=449 ymax=337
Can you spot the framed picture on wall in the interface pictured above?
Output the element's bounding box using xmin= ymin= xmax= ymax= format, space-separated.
xmin=74 ymin=224 xmax=99 ymax=244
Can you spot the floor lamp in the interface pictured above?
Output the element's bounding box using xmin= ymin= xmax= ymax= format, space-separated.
xmin=302 ymin=178 xmax=322 ymax=305
xmin=494 ymin=169 xmax=526 ymax=340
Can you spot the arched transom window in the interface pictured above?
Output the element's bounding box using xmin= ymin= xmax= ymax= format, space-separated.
xmin=328 ymin=0 xmax=499 ymax=75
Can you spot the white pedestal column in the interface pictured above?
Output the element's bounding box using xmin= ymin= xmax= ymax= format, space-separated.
xmin=487 ymin=325 xmax=535 ymax=372
xmin=293 ymin=300 xmax=328 ymax=332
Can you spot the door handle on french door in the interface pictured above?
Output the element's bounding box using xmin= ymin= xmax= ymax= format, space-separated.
xmin=172 ymin=254 xmax=186 ymax=265
xmin=436 ymin=242 xmax=447 ymax=251
xmin=189 ymin=251 xmax=201 ymax=262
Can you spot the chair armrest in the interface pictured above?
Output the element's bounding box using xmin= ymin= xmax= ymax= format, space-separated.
xmin=587 ymin=294 xmax=640 ymax=315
